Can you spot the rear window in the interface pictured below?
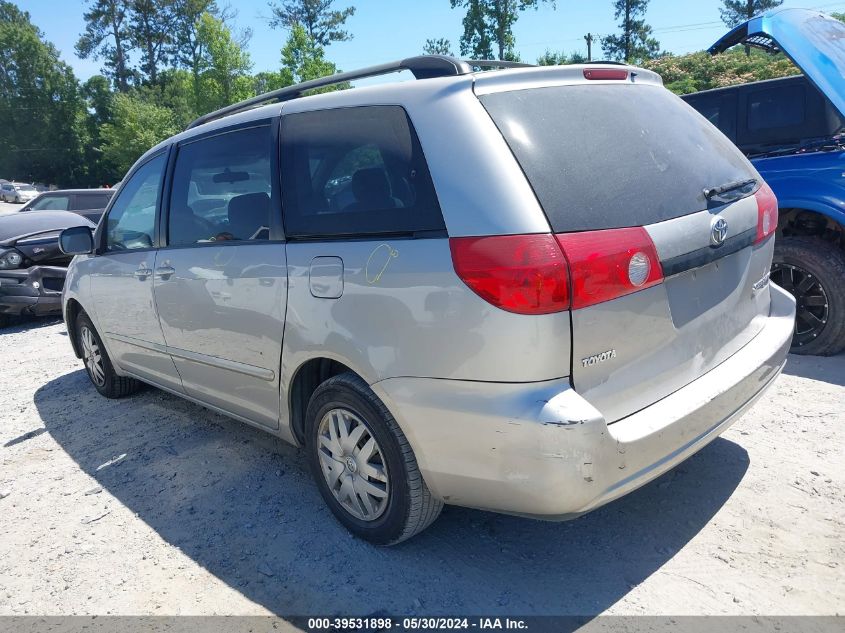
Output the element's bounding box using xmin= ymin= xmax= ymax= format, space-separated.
xmin=480 ymin=85 xmax=758 ymax=232
xmin=75 ymin=192 xmax=113 ymax=210
xmin=747 ymin=85 xmax=806 ymax=131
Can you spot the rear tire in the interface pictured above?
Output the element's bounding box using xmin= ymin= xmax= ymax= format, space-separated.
xmin=771 ymin=237 xmax=845 ymax=356
xmin=75 ymin=312 xmax=142 ymax=398
xmin=305 ymin=372 xmax=443 ymax=545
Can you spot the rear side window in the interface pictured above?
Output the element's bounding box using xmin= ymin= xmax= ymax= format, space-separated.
xmin=480 ymin=85 xmax=758 ymax=232
xmin=684 ymin=92 xmax=738 ymax=141
xmin=748 ymin=85 xmax=805 ymax=131
xmin=281 ymin=106 xmax=445 ymax=238
xmin=168 ymin=125 xmax=274 ymax=246
xmin=30 ymin=195 xmax=70 ymax=211
xmin=75 ymin=192 xmax=112 ymax=210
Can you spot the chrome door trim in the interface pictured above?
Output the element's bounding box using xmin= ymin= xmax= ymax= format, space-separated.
xmin=165 ymin=346 xmax=276 ymax=381
xmin=105 ymin=332 xmax=168 ymax=354
xmin=106 ymin=332 xmax=276 ymax=381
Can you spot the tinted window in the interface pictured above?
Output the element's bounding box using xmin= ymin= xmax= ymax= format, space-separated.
xmin=106 ymin=153 xmax=166 ymax=251
xmin=30 ymin=195 xmax=70 ymax=211
xmin=281 ymin=106 xmax=444 ymax=238
xmin=748 ymin=85 xmax=805 ymax=131
xmin=684 ymin=92 xmax=737 ymax=141
xmin=168 ymin=125 xmax=273 ymax=246
xmin=480 ymin=85 xmax=758 ymax=232
xmin=75 ymin=192 xmax=113 ymax=210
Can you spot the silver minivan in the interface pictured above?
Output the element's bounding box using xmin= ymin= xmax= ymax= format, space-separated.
xmin=59 ymin=57 xmax=795 ymax=544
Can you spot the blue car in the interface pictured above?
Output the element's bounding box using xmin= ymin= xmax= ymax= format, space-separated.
xmin=682 ymin=8 xmax=845 ymax=355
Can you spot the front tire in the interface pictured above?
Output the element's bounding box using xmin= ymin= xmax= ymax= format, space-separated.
xmin=771 ymin=236 xmax=845 ymax=356
xmin=75 ymin=312 xmax=142 ymax=398
xmin=305 ymin=372 xmax=443 ymax=545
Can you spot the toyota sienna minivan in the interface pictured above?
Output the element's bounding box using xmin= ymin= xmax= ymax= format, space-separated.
xmin=59 ymin=57 xmax=795 ymax=544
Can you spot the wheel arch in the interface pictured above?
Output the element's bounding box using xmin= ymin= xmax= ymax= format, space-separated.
xmin=777 ymin=207 xmax=845 ymax=251
xmin=286 ymin=356 xmax=358 ymax=446
xmin=64 ymin=297 xmax=84 ymax=359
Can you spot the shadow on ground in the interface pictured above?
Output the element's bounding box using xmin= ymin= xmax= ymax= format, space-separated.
xmin=0 ymin=315 xmax=63 ymax=335
xmin=783 ymin=352 xmax=845 ymax=387
xmin=35 ymin=370 xmax=749 ymax=616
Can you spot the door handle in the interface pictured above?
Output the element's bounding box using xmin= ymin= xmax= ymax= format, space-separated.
xmin=133 ymin=266 xmax=151 ymax=280
xmin=154 ymin=265 xmax=175 ymax=280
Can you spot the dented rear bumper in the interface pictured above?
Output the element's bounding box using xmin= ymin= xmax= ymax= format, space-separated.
xmin=371 ymin=283 xmax=795 ymax=519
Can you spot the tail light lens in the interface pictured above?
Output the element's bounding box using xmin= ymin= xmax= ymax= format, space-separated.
xmin=449 ymin=234 xmax=570 ymax=314
xmin=754 ymin=182 xmax=778 ymax=244
xmin=450 ymin=228 xmax=663 ymax=314
xmin=556 ymin=227 xmax=663 ymax=310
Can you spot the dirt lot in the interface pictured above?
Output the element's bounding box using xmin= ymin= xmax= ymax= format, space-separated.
xmin=0 ymin=317 xmax=843 ymax=618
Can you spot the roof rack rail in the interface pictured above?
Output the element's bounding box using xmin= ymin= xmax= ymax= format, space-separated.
xmin=186 ymin=55 xmax=535 ymax=130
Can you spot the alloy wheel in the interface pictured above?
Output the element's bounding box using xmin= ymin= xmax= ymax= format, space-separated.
xmin=770 ymin=262 xmax=830 ymax=348
xmin=316 ymin=408 xmax=389 ymax=521
xmin=80 ymin=325 xmax=106 ymax=386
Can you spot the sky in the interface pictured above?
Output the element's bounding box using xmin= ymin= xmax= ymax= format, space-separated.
xmin=16 ymin=0 xmax=845 ymax=83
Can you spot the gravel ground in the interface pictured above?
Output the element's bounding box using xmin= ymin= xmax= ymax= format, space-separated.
xmin=0 ymin=318 xmax=843 ymax=618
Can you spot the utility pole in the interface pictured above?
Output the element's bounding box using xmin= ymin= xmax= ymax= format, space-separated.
xmin=584 ymin=32 xmax=593 ymax=61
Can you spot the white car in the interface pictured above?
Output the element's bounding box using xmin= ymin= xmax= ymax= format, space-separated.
xmin=1 ymin=182 xmax=38 ymax=204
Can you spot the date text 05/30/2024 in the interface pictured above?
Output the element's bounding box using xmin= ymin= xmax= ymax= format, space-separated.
xmin=307 ymin=617 xmax=529 ymax=630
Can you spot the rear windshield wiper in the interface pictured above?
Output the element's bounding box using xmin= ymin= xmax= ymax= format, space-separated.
xmin=703 ymin=178 xmax=757 ymax=202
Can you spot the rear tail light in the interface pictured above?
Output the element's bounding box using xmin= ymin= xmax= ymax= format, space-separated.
xmin=450 ymin=227 xmax=664 ymax=313
xmin=449 ymin=234 xmax=570 ymax=314
xmin=556 ymin=227 xmax=663 ymax=310
xmin=583 ymin=68 xmax=629 ymax=80
xmin=754 ymin=182 xmax=778 ymax=244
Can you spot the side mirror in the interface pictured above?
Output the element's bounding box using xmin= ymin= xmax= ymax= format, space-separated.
xmin=59 ymin=226 xmax=94 ymax=255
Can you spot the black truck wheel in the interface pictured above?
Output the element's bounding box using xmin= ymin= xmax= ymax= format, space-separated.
xmin=771 ymin=237 xmax=845 ymax=356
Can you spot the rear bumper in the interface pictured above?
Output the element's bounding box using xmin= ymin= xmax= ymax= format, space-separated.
xmin=0 ymin=266 xmax=66 ymax=317
xmin=371 ymin=283 xmax=796 ymax=518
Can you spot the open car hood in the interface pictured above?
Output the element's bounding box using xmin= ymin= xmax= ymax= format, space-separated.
xmin=709 ymin=8 xmax=845 ymax=119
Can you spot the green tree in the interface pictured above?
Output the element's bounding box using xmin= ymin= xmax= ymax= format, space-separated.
xmin=719 ymin=0 xmax=783 ymax=56
xmin=195 ymin=12 xmax=254 ymax=113
xmin=452 ymin=0 xmax=492 ymax=59
xmin=643 ymin=48 xmax=798 ymax=95
xmin=423 ymin=38 xmax=453 ymax=56
xmin=171 ymin=0 xmax=217 ymax=79
xmin=99 ymin=92 xmax=177 ymax=175
xmin=252 ymin=70 xmax=292 ymax=94
xmin=139 ymin=68 xmax=196 ymax=127
xmin=719 ymin=0 xmax=783 ymax=27
xmin=76 ymin=0 xmax=132 ymax=91
xmin=281 ymin=23 xmax=342 ymax=87
xmin=80 ymin=75 xmax=116 ymax=185
xmin=537 ymin=49 xmax=586 ymax=65
xmin=451 ymin=0 xmax=553 ymax=61
xmin=128 ymin=0 xmax=176 ymax=85
xmin=269 ymin=0 xmax=355 ymax=46
xmin=601 ymin=0 xmax=660 ymax=64
xmin=0 ymin=2 xmax=88 ymax=186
